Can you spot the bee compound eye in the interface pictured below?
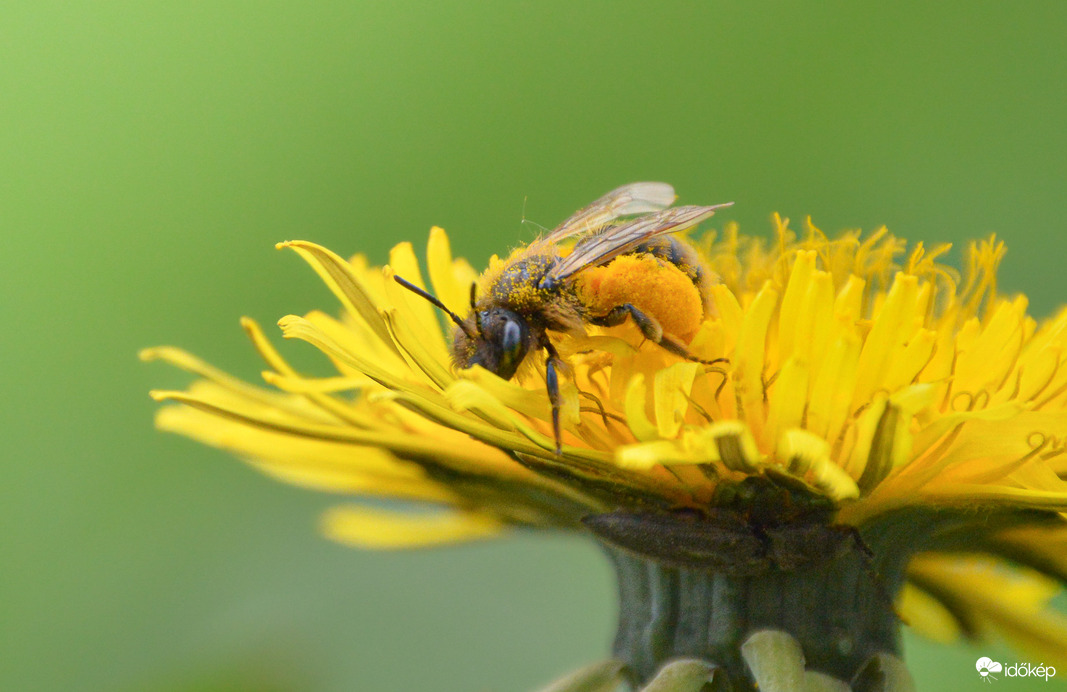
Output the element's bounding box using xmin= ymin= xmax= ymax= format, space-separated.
xmin=502 ymin=320 xmax=522 ymax=352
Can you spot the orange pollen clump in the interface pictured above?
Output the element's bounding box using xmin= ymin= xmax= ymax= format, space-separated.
xmin=576 ymin=254 xmax=705 ymax=341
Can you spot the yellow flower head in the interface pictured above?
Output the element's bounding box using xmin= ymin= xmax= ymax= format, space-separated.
xmin=145 ymin=211 xmax=1067 ymax=665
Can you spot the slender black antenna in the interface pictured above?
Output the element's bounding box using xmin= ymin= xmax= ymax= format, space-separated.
xmin=469 ymin=282 xmax=482 ymax=336
xmin=393 ymin=275 xmax=475 ymax=338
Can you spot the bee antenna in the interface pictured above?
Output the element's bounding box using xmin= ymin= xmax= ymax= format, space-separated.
xmin=519 ymin=194 xmax=550 ymax=236
xmin=521 ymin=218 xmax=550 ymax=234
xmin=393 ymin=275 xmax=475 ymax=338
xmin=469 ymin=282 xmax=483 ymax=336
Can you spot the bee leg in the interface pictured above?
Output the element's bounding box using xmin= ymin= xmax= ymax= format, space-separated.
xmin=658 ymin=332 xmax=728 ymax=366
xmin=544 ymin=341 xmax=564 ymax=455
xmin=577 ymin=390 xmax=611 ymax=427
xmin=591 ymin=303 xmax=663 ymax=341
xmin=593 ymin=303 xmax=726 ymax=366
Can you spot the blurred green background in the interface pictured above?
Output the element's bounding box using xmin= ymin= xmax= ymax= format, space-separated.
xmin=3 ymin=2 xmax=1066 ymax=690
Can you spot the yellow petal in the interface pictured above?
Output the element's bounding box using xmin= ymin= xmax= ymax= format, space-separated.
xmin=777 ymin=428 xmax=859 ymax=500
xmin=321 ymin=505 xmax=504 ymax=549
xmin=246 ymin=454 xmax=454 ymax=502
xmin=908 ymin=555 xmax=1067 ymax=669
xmin=847 ymin=385 xmax=933 ymax=491
xmin=763 ymin=357 xmax=809 ymax=447
xmin=445 ymin=378 xmax=521 ymax=431
xmin=277 ymin=240 xmax=400 ymax=357
xmin=426 ymin=226 xmax=471 ymax=319
xmin=139 ymin=345 xmax=288 ymax=409
xmin=653 ymin=362 xmax=701 ymax=438
xmin=616 ymin=440 xmax=698 ymax=470
xmin=261 ymin=371 xmax=373 ymax=394
xmin=733 ymin=282 xmax=779 ymax=435
xmin=833 ymin=274 xmax=865 ymax=325
xmin=896 ymin=582 xmax=962 ymax=644
xmin=795 ymin=270 xmax=834 ymax=379
xmin=150 ymin=387 xmax=509 ymax=476
xmin=955 ymin=297 xmax=1026 ymax=394
xmin=156 ymin=401 xmax=415 ymax=477
xmin=387 ymin=241 xmax=450 ymax=357
xmin=625 ymin=374 xmax=661 ymax=442
xmin=778 ymin=250 xmax=817 ymax=361
xmin=807 ymin=329 xmax=861 ymax=442
xmin=278 ymin=314 xmax=427 ymax=396
xmin=240 ymin=316 xmax=388 ymax=429
xmin=710 ymin=283 xmax=744 ymax=351
xmin=881 ymin=328 xmax=936 ymax=394
xmin=380 ymin=301 xmax=454 ymax=389
xmin=460 ymin=364 xmax=581 ymax=431
xmin=853 ymin=273 xmax=920 ymax=408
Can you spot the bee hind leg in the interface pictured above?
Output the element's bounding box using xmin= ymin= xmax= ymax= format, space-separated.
xmin=657 ymin=332 xmax=728 ymax=366
xmin=591 ymin=303 xmax=664 ymax=339
xmin=592 ymin=303 xmax=726 ymax=366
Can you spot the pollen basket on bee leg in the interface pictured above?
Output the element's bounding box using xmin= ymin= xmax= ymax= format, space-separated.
xmin=576 ymin=255 xmax=705 ymax=342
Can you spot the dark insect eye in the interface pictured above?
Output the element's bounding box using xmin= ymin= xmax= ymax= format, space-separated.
xmin=502 ymin=321 xmax=522 ymax=354
xmin=495 ymin=318 xmax=527 ymax=380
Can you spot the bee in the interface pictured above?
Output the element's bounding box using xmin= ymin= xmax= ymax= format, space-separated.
xmin=394 ymin=183 xmax=732 ymax=453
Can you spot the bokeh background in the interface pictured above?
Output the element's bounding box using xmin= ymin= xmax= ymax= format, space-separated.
xmin=4 ymin=2 xmax=1066 ymax=690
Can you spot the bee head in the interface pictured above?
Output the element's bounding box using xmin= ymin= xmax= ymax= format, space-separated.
xmin=390 ymin=275 xmax=532 ymax=381
xmin=453 ymin=308 xmax=531 ymax=380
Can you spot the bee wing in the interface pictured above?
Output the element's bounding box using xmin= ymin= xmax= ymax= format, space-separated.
xmin=540 ymin=182 xmax=677 ymax=244
xmin=544 ymin=203 xmax=732 ymax=283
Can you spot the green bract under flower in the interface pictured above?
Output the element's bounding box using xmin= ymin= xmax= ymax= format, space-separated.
xmin=145 ymin=216 xmax=1067 ymax=666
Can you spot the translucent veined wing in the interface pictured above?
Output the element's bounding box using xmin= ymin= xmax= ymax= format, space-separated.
xmin=540 ymin=182 xmax=677 ymax=245
xmin=542 ymin=202 xmax=732 ymax=285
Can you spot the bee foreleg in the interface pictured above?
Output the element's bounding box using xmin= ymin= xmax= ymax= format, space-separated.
xmin=544 ymin=341 xmax=564 ymax=455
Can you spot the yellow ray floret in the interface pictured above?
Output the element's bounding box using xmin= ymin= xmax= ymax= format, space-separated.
xmin=321 ymin=505 xmax=504 ymax=549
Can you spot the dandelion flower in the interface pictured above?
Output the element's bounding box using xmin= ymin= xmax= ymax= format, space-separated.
xmin=145 ymin=196 xmax=1067 ymax=691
